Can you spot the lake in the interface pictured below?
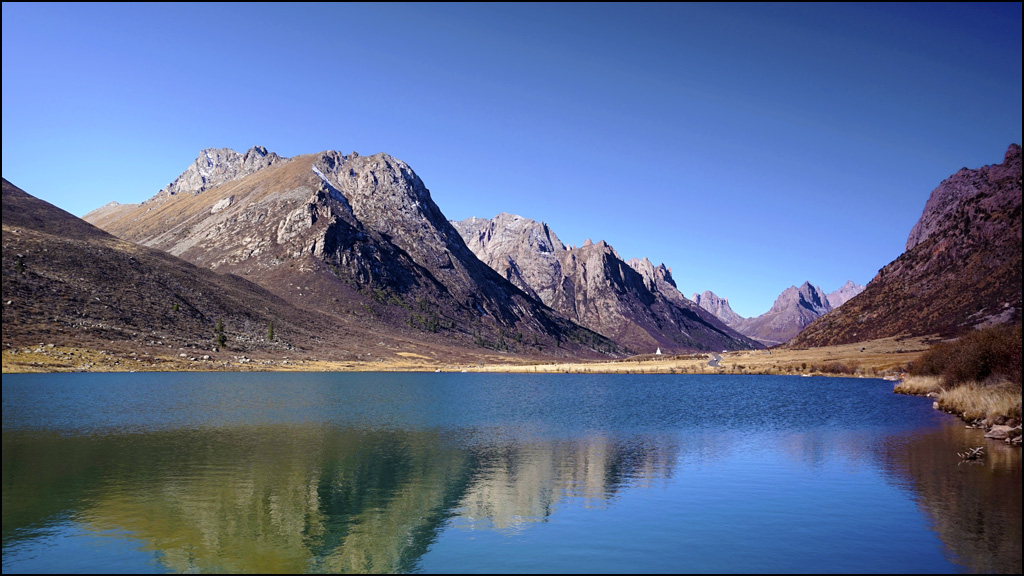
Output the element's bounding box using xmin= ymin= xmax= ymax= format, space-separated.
xmin=2 ymin=372 xmax=1020 ymax=573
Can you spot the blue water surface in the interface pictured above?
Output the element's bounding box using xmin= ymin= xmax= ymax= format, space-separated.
xmin=3 ymin=372 xmax=1018 ymax=573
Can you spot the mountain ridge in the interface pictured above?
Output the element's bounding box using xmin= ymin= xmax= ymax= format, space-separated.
xmin=452 ymin=213 xmax=761 ymax=352
xmin=84 ymin=149 xmax=621 ymax=357
xmin=693 ymin=281 xmax=864 ymax=345
xmin=793 ymin=144 xmax=1022 ymax=346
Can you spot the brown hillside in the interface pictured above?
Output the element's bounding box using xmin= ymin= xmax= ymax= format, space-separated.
xmin=792 ymin=144 xmax=1022 ymax=346
xmin=3 ymin=178 xmax=328 ymax=356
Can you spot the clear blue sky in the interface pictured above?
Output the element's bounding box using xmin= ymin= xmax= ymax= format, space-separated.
xmin=3 ymin=3 xmax=1021 ymax=317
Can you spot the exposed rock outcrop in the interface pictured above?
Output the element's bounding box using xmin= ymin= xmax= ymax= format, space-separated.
xmin=691 ymin=291 xmax=744 ymax=327
xmin=826 ymin=280 xmax=865 ymax=309
xmin=733 ymin=282 xmax=832 ymax=346
xmin=2 ymin=178 xmax=319 ymax=354
xmin=694 ymin=282 xmax=861 ymax=346
xmin=453 ymin=214 xmax=760 ymax=352
xmin=159 ymin=146 xmax=284 ymax=198
xmin=793 ymin=144 xmax=1022 ymax=346
xmin=454 ymin=213 xmax=565 ymax=303
xmin=84 ymin=149 xmax=617 ymax=356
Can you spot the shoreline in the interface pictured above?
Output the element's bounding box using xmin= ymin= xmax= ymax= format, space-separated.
xmin=5 ymin=336 xmax=1019 ymax=446
xmin=3 ymin=336 xmax=929 ymax=376
xmin=894 ymin=375 xmax=1022 ymax=446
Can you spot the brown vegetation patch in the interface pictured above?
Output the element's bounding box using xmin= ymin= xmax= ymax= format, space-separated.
xmin=936 ymin=383 xmax=1022 ymax=426
xmin=898 ymin=324 xmax=1023 ymax=427
xmin=909 ymin=324 xmax=1022 ymax=387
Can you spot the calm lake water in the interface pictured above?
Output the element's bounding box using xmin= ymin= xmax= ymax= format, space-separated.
xmin=2 ymin=372 xmax=1021 ymax=573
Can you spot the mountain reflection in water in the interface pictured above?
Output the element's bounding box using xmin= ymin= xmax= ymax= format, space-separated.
xmin=3 ymin=426 xmax=685 ymax=573
xmin=2 ymin=372 xmax=1020 ymax=573
xmin=872 ymin=423 xmax=1022 ymax=574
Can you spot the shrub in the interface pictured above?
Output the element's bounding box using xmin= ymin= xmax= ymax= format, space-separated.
xmin=910 ymin=324 xmax=1022 ymax=388
xmin=215 ymin=319 xmax=226 ymax=348
xmin=820 ymin=361 xmax=859 ymax=375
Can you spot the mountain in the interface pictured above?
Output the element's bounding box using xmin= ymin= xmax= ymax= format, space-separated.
xmin=85 ymin=148 xmax=617 ymax=356
xmin=826 ymin=281 xmax=865 ymax=309
xmin=691 ymin=291 xmax=744 ymax=327
xmin=451 ymin=213 xmax=566 ymax=304
xmin=160 ymin=145 xmax=285 ymax=197
xmin=1 ymin=177 xmax=330 ymax=356
xmin=694 ymin=282 xmax=864 ymax=346
xmin=792 ymin=144 xmax=1022 ymax=347
xmin=731 ymin=282 xmax=832 ymax=346
xmin=452 ymin=213 xmax=760 ymax=353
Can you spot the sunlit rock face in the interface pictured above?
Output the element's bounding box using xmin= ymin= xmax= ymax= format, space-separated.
xmin=731 ymin=282 xmax=834 ymax=346
xmin=693 ymin=282 xmax=865 ymax=346
xmin=825 ymin=280 xmax=865 ymax=309
xmin=84 ymin=148 xmax=619 ymax=358
xmin=453 ymin=214 xmax=761 ymax=353
xmin=156 ymin=145 xmax=285 ymax=198
xmin=454 ymin=213 xmax=566 ymax=304
xmin=691 ymin=290 xmax=744 ymax=327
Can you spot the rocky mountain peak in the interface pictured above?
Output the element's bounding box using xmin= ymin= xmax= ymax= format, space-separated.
xmin=84 ymin=150 xmax=617 ymax=357
xmin=712 ymin=282 xmax=836 ymax=346
xmin=451 ymin=213 xmax=565 ymax=303
xmin=309 ymin=151 xmax=444 ymax=236
xmin=772 ymin=282 xmax=832 ymax=315
xmin=692 ymin=289 xmax=741 ymax=325
xmin=826 ymin=280 xmax=865 ymax=309
xmin=691 ymin=291 xmax=744 ymax=327
xmin=626 ymin=257 xmax=679 ymax=293
xmin=156 ymin=145 xmax=285 ymax=199
xmin=905 ymin=143 xmax=1022 ymax=251
xmin=453 ymin=213 xmax=761 ymax=352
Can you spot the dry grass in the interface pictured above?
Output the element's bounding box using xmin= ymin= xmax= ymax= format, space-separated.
xmin=4 ymin=336 xmax=933 ymax=376
xmin=936 ymin=382 xmax=1022 ymax=425
xmin=893 ymin=375 xmax=942 ymax=395
xmin=472 ymin=336 xmax=930 ymax=376
xmin=898 ymin=324 xmax=1023 ymax=426
xmin=1 ymin=346 xmax=406 ymax=373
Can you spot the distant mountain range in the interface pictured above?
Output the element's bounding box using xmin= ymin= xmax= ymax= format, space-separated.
xmin=692 ymin=281 xmax=865 ymax=346
xmin=452 ymin=213 xmax=760 ymax=353
xmin=792 ymin=144 xmax=1022 ymax=346
xmin=4 ymin=143 xmax=1018 ymax=362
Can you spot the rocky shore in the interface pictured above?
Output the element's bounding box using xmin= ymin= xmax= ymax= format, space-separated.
xmin=894 ymin=376 xmax=1022 ymax=447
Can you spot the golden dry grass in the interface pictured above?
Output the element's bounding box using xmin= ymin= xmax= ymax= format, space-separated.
xmin=1 ymin=346 xmax=446 ymax=373
xmin=4 ymin=336 xmax=929 ymax=376
xmin=893 ymin=375 xmax=943 ymax=395
xmin=3 ymin=336 xmax=933 ymax=376
xmin=471 ymin=336 xmax=930 ymax=376
xmin=936 ymin=382 xmax=1022 ymax=424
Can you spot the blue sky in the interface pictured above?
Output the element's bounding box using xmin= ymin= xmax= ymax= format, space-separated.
xmin=3 ymin=3 xmax=1021 ymax=317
